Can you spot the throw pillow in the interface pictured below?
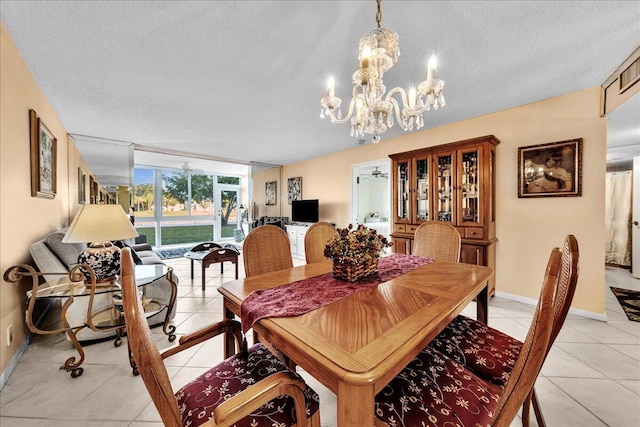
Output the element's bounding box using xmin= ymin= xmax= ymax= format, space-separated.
xmin=112 ymin=240 xmax=143 ymax=265
xmin=44 ymin=230 xmax=87 ymax=270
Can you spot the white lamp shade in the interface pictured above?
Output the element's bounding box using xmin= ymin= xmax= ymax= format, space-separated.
xmin=63 ymin=204 xmax=138 ymax=243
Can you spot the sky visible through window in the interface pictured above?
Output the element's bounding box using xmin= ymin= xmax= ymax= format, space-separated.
xmin=134 ymin=168 xmax=153 ymax=185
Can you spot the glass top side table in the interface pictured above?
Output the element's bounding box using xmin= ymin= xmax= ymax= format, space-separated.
xmin=3 ymin=262 xmax=177 ymax=378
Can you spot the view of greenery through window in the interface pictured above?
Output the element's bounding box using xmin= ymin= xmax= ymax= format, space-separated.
xmin=133 ymin=168 xmax=240 ymax=246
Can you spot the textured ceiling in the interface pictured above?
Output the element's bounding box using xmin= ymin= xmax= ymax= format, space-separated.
xmin=2 ymin=1 xmax=639 ymax=186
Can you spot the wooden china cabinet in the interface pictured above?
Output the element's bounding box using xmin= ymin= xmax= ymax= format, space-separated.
xmin=390 ymin=135 xmax=499 ymax=295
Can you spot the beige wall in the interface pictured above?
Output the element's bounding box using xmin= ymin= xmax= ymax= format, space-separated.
xmin=253 ymin=87 xmax=606 ymax=317
xmin=0 ymin=24 xmax=91 ymax=374
xmin=0 ymin=16 xmax=609 ymax=376
xmin=252 ymin=167 xmax=284 ymax=218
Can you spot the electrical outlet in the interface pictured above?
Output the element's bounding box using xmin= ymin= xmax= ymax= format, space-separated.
xmin=6 ymin=324 xmax=12 ymax=347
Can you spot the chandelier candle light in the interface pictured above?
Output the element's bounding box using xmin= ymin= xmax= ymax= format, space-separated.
xmin=320 ymin=0 xmax=445 ymax=143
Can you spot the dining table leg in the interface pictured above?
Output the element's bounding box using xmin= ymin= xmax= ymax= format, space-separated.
xmin=476 ymin=280 xmax=489 ymax=324
xmin=337 ymin=382 xmax=375 ymax=427
xmin=223 ymin=300 xmax=236 ymax=358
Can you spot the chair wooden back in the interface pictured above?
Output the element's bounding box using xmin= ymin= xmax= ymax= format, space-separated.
xmin=243 ymin=225 xmax=293 ymax=277
xmin=491 ymin=247 xmax=562 ymax=426
xmin=121 ymin=248 xmax=182 ymax=427
xmin=304 ymin=222 xmax=336 ymax=264
xmin=549 ymin=235 xmax=579 ymax=348
xmin=412 ymin=222 xmax=461 ymax=262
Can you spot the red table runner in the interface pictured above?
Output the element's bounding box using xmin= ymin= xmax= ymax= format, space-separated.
xmin=240 ymin=254 xmax=433 ymax=333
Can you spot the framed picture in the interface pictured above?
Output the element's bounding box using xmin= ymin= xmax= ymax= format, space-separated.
xmin=78 ymin=167 xmax=86 ymax=203
xmin=265 ymin=181 xmax=277 ymax=205
xmin=29 ymin=109 xmax=57 ymax=198
xmin=518 ymin=138 xmax=582 ymax=198
xmin=287 ymin=177 xmax=302 ymax=204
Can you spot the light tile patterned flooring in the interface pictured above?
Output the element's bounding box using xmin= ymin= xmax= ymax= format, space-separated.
xmin=1 ymin=256 xmax=639 ymax=426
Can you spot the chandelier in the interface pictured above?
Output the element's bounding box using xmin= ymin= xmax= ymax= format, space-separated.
xmin=320 ymin=0 xmax=445 ymax=143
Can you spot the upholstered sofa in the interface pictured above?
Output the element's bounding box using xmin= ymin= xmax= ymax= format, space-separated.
xmin=29 ymin=228 xmax=177 ymax=342
xmin=250 ymin=216 xmax=289 ymax=230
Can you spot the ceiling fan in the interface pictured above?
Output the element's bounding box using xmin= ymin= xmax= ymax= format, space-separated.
xmin=361 ymin=167 xmax=389 ymax=180
xmin=180 ymin=162 xmax=207 ymax=175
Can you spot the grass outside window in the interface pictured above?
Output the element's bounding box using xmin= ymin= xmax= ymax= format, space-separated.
xmin=136 ymin=224 xmax=236 ymax=246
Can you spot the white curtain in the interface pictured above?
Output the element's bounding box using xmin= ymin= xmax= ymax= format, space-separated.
xmin=605 ymin=171 xmax=632 ymax=266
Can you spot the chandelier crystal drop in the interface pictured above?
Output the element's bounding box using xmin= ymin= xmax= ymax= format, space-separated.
xmin=320 ymin=0 xmax=445 ymax=143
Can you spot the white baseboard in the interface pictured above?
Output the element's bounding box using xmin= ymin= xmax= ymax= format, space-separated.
xmin=494 ymin=291 xmax=607 ymax=322
xmin=0 ymin=335 xmax=30 ymax=391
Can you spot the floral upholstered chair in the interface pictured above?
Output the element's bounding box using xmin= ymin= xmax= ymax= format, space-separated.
xmin=426 ymin=235 xmax=579 ymax=427
xmin=412 ymin=221 xmax=461 ymax=262
xmin=243 ymin=225 xmax=293 ymax=277
xmin=121 ymin=248 xmax=320 ymax=427
xmin=374 ymin=238 xmax=564 ymax=427
xmin=303 ymin=222 xmax=336 ymax=264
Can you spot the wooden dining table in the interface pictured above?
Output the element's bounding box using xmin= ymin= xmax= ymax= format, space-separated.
xmin=218 ymin=257 xmax=493 ymax=427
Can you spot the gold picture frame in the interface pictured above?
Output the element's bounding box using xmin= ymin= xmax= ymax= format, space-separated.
xmin=518 ymin=138 xmax=582 ymax=198
xmin=78 ymin=167 xmax=86 ymax=203
xmin=29 ymin=109 xmax=57 ymax=198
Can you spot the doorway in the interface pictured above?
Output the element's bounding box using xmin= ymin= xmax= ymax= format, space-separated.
xmin=215 ymin=186 xmax=240 ymax=241
xmin=352 ymin=160 xmax=391 ymax=239
xmin=606 ymin=93 xmax=640 ymax=276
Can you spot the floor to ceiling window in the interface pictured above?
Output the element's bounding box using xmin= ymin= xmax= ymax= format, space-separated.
xmin=133 ymin=167 xmax=241 ymax=247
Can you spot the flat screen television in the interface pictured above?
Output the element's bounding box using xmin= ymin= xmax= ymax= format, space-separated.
xmin=291 ymin=199 xmax=319 ymax=223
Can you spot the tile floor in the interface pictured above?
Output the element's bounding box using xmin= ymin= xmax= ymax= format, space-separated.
xmin=1 ymin=256 xmax=639 ymax=427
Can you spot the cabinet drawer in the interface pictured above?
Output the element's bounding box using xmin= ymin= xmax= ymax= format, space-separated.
xmin=465 ymin=227 xmax=483 ymax=239
xmin=406 ymin=224 xmax=419 ymax=233
xmin=394 ymin=224 xmax=406 ymax=233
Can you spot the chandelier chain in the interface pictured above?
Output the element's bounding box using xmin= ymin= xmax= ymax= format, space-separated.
xmin=376 ymin=0 xmax=382 ymax=29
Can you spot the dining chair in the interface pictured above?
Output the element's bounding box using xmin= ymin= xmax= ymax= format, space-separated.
xmin=243 ymin=225 xmax=294 ymax=277
xmin=411 ymin=221 xmax=461 ymax=262
xmin=241 ymin=225 xmax=295 ymax=365
xmin=427 ymin=234 xmax=579 ymax=427
xmin=304 ymin=222 xmax=336 ymax=264
xmin=120 ymin=248 xmax=321 ymax=427
xmin=374 ymin=242 xmax=560 ymax=427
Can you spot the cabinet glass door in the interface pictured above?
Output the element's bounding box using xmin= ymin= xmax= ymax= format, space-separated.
xmin=460 ymin=148 xmax=481 ymax=225
xmin=415 ymin=156 xmax=430 ymax=221
xmin=396 ymin=160 xmax=410 ymax=222
xmin=436 ymin=153 xmax=454 ymax=222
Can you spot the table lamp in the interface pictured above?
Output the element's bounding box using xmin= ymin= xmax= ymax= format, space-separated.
xmin=62 ymin=204 xmax=138 ymax=282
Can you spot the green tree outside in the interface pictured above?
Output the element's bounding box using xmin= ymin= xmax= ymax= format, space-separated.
xmin=134 ymin=171 xmax=240 ymax=245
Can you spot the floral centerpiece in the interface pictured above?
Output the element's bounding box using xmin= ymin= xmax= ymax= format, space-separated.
xmin=324 ymin=224 xmax=392 ymax=282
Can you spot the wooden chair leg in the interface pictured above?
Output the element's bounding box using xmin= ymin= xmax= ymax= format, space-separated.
xmin=521 ymin=390 xmax=532 ymax=427
xmin=532 ymin=388 xmax=546 ymax=427
xmin=521 ymin=387 xmax=546 ymax=427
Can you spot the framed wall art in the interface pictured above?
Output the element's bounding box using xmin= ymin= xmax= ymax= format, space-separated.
xmin=29 ymin=109 xmax=57 ymax=198
xmin=265 ymin=181 xmax=277 ymax=205
xmin=78 ymin=167 xmax=86 ymax=203
xmin=287 ymin=177 xmax=302 ymax=204
xmin=518 ymin=138 xmax=582 ymax=198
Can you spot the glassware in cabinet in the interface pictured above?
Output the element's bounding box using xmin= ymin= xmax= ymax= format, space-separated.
xmin=414 ymin=156 xmax=430 ymax=221
xmin=460 ymin=149 xmax=480 ymax=224
xmin=395 ymin=159 xmax=410 ymax=222
xmin=435 ymin=153 xmax=454 ymax=223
